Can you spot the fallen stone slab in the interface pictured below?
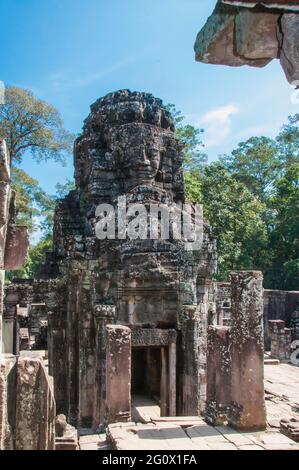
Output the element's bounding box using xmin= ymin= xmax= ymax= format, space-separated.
xmin=280 ymin=416 xmax=299 ymax=442
xmin=152 ymin=416 xmax=207 ymax=427
xmin=265 ymin=358 xmax=280 ymax=365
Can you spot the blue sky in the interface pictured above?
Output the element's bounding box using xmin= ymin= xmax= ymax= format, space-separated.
xmin=0 ymin=0 xmax=297 ymax=195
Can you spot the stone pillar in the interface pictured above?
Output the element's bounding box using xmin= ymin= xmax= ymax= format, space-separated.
xmin=179 ymin=304 xmax=207 ymax=416
xmin=160 ymin=347 xmax=168 ymax=417
xmin=93 ymin=305 xmax=115 ymax=428
xmin=269 ymin=320 xmax=289 ymax=361
xmin=229 ymin=271 xmax=266 ymax=431
xmin=105 ymin=325 xmax=131 ymax=424
xmin=284 ymin=328 xmax=292 ymax=361
xmin=47 ymin=281 xmax=68 ymax=416
xmin=0 ymin=355 xmax=16 ymax=450
xmin=206 ymin=326 xmax=231 ymax=426
xmin=168 ymin=341 xmax=176 ymax=417
xmin=15 ymin=355 xmax=56 ymax=450
xmin=2 ymin=306 xmax=15 ymax=354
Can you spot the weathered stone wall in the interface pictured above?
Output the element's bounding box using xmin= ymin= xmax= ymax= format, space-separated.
xmin=3 ymin=279 xmax=58 ymax=354
xmin=264 ymin=290 xmax=299 ymax=349
xmin=216 ymin=283 xmax=299 ymax=348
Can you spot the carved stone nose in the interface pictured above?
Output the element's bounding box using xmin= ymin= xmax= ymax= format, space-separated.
xmin=137 ymin=151 xmax=150 ymax=166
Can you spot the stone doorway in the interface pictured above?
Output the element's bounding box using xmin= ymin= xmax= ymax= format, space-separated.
xmin=131 ymin=347 xmax=162 ymax=421
xmin=131 ymin=347 xmax=161 ymax=409
xmin=131 ymin=330 xmax=177 ymax=418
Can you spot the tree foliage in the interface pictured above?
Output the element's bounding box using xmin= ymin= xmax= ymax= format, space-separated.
xmin=166 ymin=104 xmax=208 ymax=172
xmin=199 ymin=162 xmax=268 ymax=280
xmin=0 ymin=86 xmax=74 ymax=165
xmin=169 ymin=105 xmax=298 ymax=290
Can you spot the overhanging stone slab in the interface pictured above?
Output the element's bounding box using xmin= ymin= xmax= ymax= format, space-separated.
xmin=194 ymin=3 xmax=271 ymax=67
xmin=279 ymin=13 xmax=299 ymax=83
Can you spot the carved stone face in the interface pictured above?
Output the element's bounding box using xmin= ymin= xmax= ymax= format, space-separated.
xmin=111 ymin=125 xmax=166 ymax=187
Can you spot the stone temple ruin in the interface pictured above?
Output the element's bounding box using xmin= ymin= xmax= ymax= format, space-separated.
xmin=1 ymin=90 xmax=299 ymax=450
xmin=45 ymin=90 xmax=218 ymax=427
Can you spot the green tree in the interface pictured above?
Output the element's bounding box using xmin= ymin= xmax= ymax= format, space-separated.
xmin=276 ymin=114 xmax=299 ymax=166
xmin=198 ymin=163 xmax=269 ymax=280
xmin=221 ymin=136 xmax=280 ymax=202
xmin=266 ymin=163 xmax=299 ymax=290
xmin=166 ymin=104 xmax=208 ymax=172
xmin=11 ymin=167 xmax=40 ymax=232
xmin=0 ymin=86 xmax=74 ymax=165
xmin=6 ymin=178 xmax=75 ymax=282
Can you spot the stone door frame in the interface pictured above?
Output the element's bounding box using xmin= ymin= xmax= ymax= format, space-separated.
xmin=131 ymin=328 xmax=177 ymax=416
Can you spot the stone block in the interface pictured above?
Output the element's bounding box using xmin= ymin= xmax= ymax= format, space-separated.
xmin=15 ymin=356 xmax=56 ymax=450
xmin=235 ymin=10 xmax=279 ymax=59
xmin=4 ymin=225 xmax=29 ymax=270
xmin=0 ymin=355 xmax=16 ymax=450
xmin=105 ymin=325 xmax=131 ymax=424
xmin=280 ymin=416 xmax=299 ymax=442
xmin=229 ymin=271 xmax=266 ymax=431
xmin=279 ymin=13 xmax=299 ymax=83
xmin=194 ymin=3 xmax=271 ymax=67
xmin=55 ymin=414 xmax=79 ymax=450
xmin=206 ymin=326 xmax=231 ymax=426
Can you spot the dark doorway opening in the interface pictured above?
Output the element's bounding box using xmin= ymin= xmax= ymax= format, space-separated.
xmin=131 ymin=347 xmax=161 ymax=401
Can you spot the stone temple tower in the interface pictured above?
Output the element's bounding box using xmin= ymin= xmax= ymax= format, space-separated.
xmin=47 ymin=90 xmax=217 ymax=428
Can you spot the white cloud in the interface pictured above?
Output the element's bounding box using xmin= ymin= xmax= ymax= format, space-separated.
xmin=199 ymin=104 xmax=240 ymax=148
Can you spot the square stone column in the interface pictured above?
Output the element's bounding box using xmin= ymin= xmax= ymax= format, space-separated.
xmin=15 ymin=355 xmax=56 ymax=450
xmin=179 ymin=305 xmax=207 ymax=416
xmin=269 ymin=320 xmax=289 ymax=361
xmin=105 ymin=325 xmax=131 ymax=424
xmin=229 ymin=271 xmax=266 ymax=431
xmin=206 ymin=326 xmax=231 ymax=426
